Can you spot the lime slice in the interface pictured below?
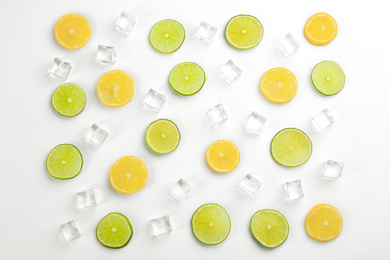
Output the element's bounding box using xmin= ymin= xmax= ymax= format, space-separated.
xmin=96 ymin=212 xmax=133 ymax=249
xmin=52 ymin=83 xmax=86 ymax=117
xmin=149 ymin=19 xmax=185 ymax=53
xmin=311 ymin=60 xmax=345 ymax=96
xmin=145 ymin=119 xmax=181 ymax=154
xmin=191 ymin=203 xmax=231 ymax=245
xmin=169 ymin=62 xmax=205 ymax=96
xmin=225 ymin=14 xmax=263 ymax=50
xmin=271 ymin=128 xmax=312 ymax=167
xmin=250 ymin=209 xmax=289 ymax=248
xmin=46 ymin=144 xmax=83 ymax=180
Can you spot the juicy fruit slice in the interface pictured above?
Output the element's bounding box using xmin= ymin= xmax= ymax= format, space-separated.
xmin=54 ymin=13 xmax=92 ymax=49
xmin=96 ymin=70 xmax=135 ymax=107
xmin=96 ymin=212 xmax=133 ymax=249
xmin=46 ymin=144 xmax=83 ymax=180
xmin=271 ymin=128 xmax=312 ymax=167
xmin=169 ymin=62 xmax=206 ymax=96
xmin=311 ymin=60 xmax=345 ymax=96
xmin=145 ymin=119 xmax=181 ymax=154
xmin=206 ymin=140 xmax=240 ymax=173
xmin=191 ymin=203 xmax=231 ymax=245
xmin=250 ymin=209 xmax=289 ymax=248
xmin=305 ymin=204 xmax=343 ymax=242
xmin=225 ymin=14 xmax=263 ymax=50
xmin=109 ymin=156 xmax=148 ymax=194
xmin=304 ymin=13 xmax=337 ymax=46
xmin=260 ymin=68 xmax=298 ymax=104
xmin=149 ymin=19 xmax=185 ymax=53
xmin=51 ymin=83 xmax=87 ymax=117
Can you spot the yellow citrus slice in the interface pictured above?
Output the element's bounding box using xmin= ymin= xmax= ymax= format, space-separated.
xmin=97 ymin=70 xmax=135 ymax=107
xmin=109 ymin=156 xmax=148 ymax=194
xmin=305 ymin=204 xmax=343 ymax=242
xmin=260 ymin=67 xmax=298 ymax=104
xmin=206 ymin=140 xmax=240 ymax=173
xmin=304 ymin=13 xmax=337 ymax=46
xmin=54 ymin=13 xmax=92 ymax=49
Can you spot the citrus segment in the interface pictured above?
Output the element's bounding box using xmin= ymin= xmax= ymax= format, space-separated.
xmin=206 ymin=140 xmax=240 ymax=173
xmin=51 ymin=83 xmax=87 ymax=117
xmin=145 ymin=119 xmax=181 ymax=154
xmin=225 ymin=14 xmax=263 ymax=49
xmin=96 ymin=212 xmax=133 ymax=249
xmin=54 ymin=13 xmax=92 ymax=49
xmin=149 ymin=19 xmax=185 ymax=53
xmin=169 ymin=62 xmax=206 ymax=96
xmin=311 ymin=60 xmax=345 ymax=96
xmin=304 ymin=13 xmax=337 ymax=46
xmin=46 ymin=144 xmax=83 ymax=180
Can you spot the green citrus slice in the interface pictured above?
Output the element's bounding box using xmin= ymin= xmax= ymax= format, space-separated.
xmin=149 ymin=19 xmax=185 ymax=53
xmin=192 ymin=203 xmax=231 ymax=245
xmin=96 ymin=212 xmax=133 ymax=249
xmin=311 ymin=60 xmax=345 ymax=96
xmin=225 ymin=14 xmax=264 ymax=50
xmin=250 ymin=209 xmax=289 ymax=248
xmin=145 ymin=119 xmax=181 ymax=154
xmin=51 ymin=83 xmax=86 ymax=117
xmin=271 ymin=128 xmax=312 ymax=167
xmin=46 ymin=144 xmax=83 ymax=180
xmin=169 ymin=62 xmax=206 ymax=96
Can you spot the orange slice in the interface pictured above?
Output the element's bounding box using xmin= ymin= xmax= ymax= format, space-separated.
xmin=54 ymin=13 xmax=92 ymax=49
xmin=109 ymin=156 xmax=148 ymax=194
xmin=260 ymin=67 xmax=298 ymax=104
xmin=305 ymin=204 xmax=343 ymax=242
xmin=97 ymin=70 xmax=135 ymax=107
xmin=206 ymin=140 xmax=240 ymax=173
xmin=304 ymin=13 xmax=337 ymax=46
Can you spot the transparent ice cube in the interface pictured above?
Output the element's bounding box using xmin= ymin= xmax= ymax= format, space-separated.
xmin=97 ymin=45 xmax=116 ymax=64
xmin=150 ymin=215 xmax=172 ymax=236
xmin=244 ymin=111 xmax=267 ymax=134
xmin=116 ymin=11 xmax=136 ymax=36
xmin=310 ymin=108 xmax=335 ymax=134
xmin=275 ymin=33 xmax=300 ymax=58
xmin=322 ymin=160 xmax=344 ymax=179
xmin=208 ymin=103 xmax=228 ymax=127
xmin=143 ymin=89 xmax=166 ymax=112
xmin=194 ymin=21 xmax=217 ymax=45
xmin=238 ymin=174 xmax=262 ymax=197
xmin=84 ymin=124 xmax=109 ymax=147
xmin=60 ymin=220 xmax=81 ymax=242
xmin=169 ymin=179 xmax=192 ymax=202
xmin=76 ymin=189 xmax=97 ymax=209
xmin=284 ymin=180 xmax=304 ymax=202
xmin=48 ymin=58 xmax=71 ymax=81
xmin=218 ymin=60 xmax=242 ymax=85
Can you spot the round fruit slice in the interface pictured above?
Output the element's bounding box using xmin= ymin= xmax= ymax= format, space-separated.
xmin=271 ymin=128 xmax=312 ymax=167
xmin=169 ymin=62 xmax=206 ymax=96
xmin=96 ymin=70 xmax=135 ymax=107
xmin=250 ymin=209 xmax=289 ymax=248
xmin=109 ymin=156 xmax=148 ymax=194
xmin=192 ymin=203 xmax=231 ymax=245
xmin=206 ymin=140 xmax=240 ymax=173
xmin=311 ymin=60 xmax=345 ymax=96
xmin=260 ymin=67 xmax=298 ymax=104
xmin=305 ymin=204 xmax=343 ymax=242
xmin=304 ymin=13 xmax=337 ymax=46
xmin=51 ymin=83 xmax=87 ymax=117
xmin=149 ymin=19 xmax=185 ymax=53
xmin=46 ymin=144 xmax=83 ymax=180
xmin=54 ymin=13 xmax=92 ymax=49
xmin=145 ymin=119 xmax=181 ymax=154
xmin=225 ymin=14 xmax=263 ymax=50
xmin=96 ymin=212 xmax=133 ymax=249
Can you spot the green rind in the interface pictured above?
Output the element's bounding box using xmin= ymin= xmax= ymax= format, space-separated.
xmin=149 ymin=19 xmax=185 ymax=54
xmin=250 ymin=209 xmax=289 ymax=249
xmin=311 ymin=60 xmax=345 ymax=96
xmin=46 ymin=144 xmax=83 ymax=180
xmin=51 ymin=83 xmax=87 ymax=117
xmin=270 ymin=128 xmax=312 ymax=167
xmin=96 ymin=212 xmax=133 ymax=249
xmin=169 ymin=62 xmax=206 ymax=96
xmin=145 ymin=119 xmax=181 ymax=154
xmin=225 ymin=14 xmax=264 ymax=50
xmin=191 ymin=203 xmax=231 ymax=245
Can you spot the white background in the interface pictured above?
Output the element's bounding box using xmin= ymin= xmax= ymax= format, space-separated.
xmin=1 ymin=0 xmax=389 ymax=259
